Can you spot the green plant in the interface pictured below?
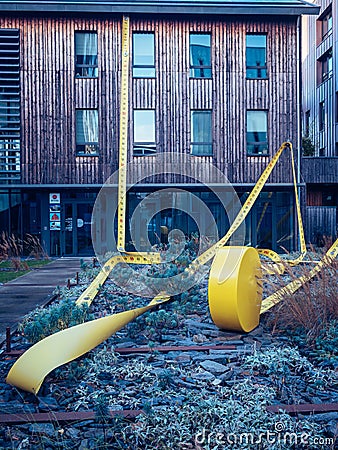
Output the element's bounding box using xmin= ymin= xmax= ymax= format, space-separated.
xmin=302 ymin=135 xmax=315 ymax=156
xmin=19 ymin=298 xmax=93 ymax=343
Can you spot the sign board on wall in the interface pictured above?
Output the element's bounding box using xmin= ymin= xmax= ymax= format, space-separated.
xmin=49 ymin=193 xmax=61 ymax=230
xmin=49 ymin=193 xmax=60 ymax=204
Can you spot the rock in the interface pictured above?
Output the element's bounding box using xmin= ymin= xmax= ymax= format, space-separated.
xmin=65 ymin=427 xmax=81 ymax=440
xmin=79 ymin=439 xmax=89 ymax=450
xmin=29 ymin=423 xmax=55 ymax=438
xmin=193 ymin=353 xmax=237 ymax=363
xmin=218 ymin=370 xmax=234 ymax=382
xmin=184 ymin=319 xmax=216 ymax=330
xmin=309 ymin=412 xmax=338 ymax=422
xmin=175 ymin=354 xmax=191 ymax=365
xmin=326 ymin=419 xmax=338 ymax=437
xmin=191 ymin=371 xmax=215 ymax=381
xmin=192 ymin=334 xmax=208 ymax=343
xmin=199 ymin=360 xmax=228 ymax=374
xmin=38 ymin=395 xmax=59 ymax=411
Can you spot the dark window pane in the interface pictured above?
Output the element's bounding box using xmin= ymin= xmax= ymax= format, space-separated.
xmin=133 ymin=33 xmax=155 ymax=78
xmin=246 ymin=34 xmax=267 ymax=79
xmin=76 ymin=109 xmax=98 ymax=155
xmin=75 ymin=32 xmax=98 ymax=78
xmin=190 ymin=34 xmax=211 ymax=78
xmin=191 ymin=111 xmax=212 ymax=155
xmin=133 ymin=110 xmax=156 ymax=155
xmin=246 ymin=110 xmax=268 ymax=155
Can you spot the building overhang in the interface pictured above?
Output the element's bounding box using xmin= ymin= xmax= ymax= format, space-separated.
xmin=0 ymin=1 xmax=320 ymax=16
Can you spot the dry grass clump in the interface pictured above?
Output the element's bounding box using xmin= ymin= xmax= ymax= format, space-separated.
xmin=0 ymin=232 xmax=48 ymax=265
xmin=266 ymin=257 xmax=338 ymax=344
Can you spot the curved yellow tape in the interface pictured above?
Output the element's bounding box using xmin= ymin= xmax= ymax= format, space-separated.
xmin=6 ymin=294 xmax=169 ymax=394
xmin=261 ymin=237 xmax=338 ymax=313
xmin=208 ymin=247 xmax=262 ymax=332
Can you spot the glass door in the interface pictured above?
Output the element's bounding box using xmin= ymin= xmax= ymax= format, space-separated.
xmin=64 ymin=203 xmax=74 ymax=255
xmin=61 ymin=202 xmax=94 ymax=256
xmin=76 ymin=203 xmax=94 ymax=255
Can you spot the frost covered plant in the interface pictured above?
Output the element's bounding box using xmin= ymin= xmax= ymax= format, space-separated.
xmin=18 ymin=298 xmax=92 ymax=343
xmin=101 ymin=380 xmax=325 ymax=450
xmin=243 ymin=346 xmax=337 ymax=389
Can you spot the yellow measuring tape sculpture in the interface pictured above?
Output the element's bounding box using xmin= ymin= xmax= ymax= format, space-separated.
xmin=6 ymin=16 xmax=338 ymax=394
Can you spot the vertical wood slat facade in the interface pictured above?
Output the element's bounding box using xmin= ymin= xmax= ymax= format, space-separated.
xmin=0 ymin=14 xmax=299 ymax=185
xmin=306 ymin=206 xmax=337 ymax=242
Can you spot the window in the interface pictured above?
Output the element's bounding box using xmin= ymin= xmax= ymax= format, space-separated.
xmin=319 ymin=101 xmax=325 ymax=131
xmin=76 ymin=109 xmax=99 ymax=155
xmin=75 ymin=32 xmax=98 ymax=77
xmin=190 ymin=34 xmax=211 ymax=78
xmin=132 ymin=33 xmax=155 ymax=78
xmin=317 ymin=49 xmax=333 ymax=84
xmin=246 ymin=34 xmax=267 ymax=79
xmin=318 ymin=8 xmax=332 ymax=41
xmin=0 ymin=29 xmax=20 ymax=181
xmin=191 ymin=110 xmax=212 ymax=155
xmin=133 ymin=110 xmax=156 ymax=155
xmin=246 ymin=110 xmax=268 ymax=155
xmin=336 ymin=92 xmax=338 ymax=123
xmin=305 ymin=110 xmax=310 ymax=136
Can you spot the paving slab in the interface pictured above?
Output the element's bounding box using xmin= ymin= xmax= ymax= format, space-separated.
xmin=0 ymin=257 xmax=88 ymax=340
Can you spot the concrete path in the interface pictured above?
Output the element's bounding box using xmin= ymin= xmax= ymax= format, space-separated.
xmin=0 ymin=257 xmax=87 ymax=340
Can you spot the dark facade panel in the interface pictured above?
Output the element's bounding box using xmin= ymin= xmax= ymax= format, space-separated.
xmin=302 ymin=157 xmax=338 ymax=184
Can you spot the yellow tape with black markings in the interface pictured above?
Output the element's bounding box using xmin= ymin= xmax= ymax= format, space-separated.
xmin=261 ymin=237 xmax=338 ymax=313
xmin=117 ymin=15 xmax=130 ymax=252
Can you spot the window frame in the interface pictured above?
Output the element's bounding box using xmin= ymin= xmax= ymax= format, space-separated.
xmin=320 ymin=8 xmax=333 ymax=41
xmin=246 ymin=110 xmax=269 ymax=156
xmin=190 ymin=109 xmax=213 ymax=156
xmin=132 ymin=32 xmax=156 ymax=79
xmin=319 ymin=101 xmax=325 ymax=132
xmin=133 ymin=109 xmax=156 ymax=156
xmin=75 ymin=108 xmax=99 ymax=156
xmin=189 ymin=33 xmax=212 ymax=79
xmin=75 ymin=31 xmax=98 ymax=78
xmin=246 ymin=33 xmax=268 ymax=80
xmin=317 ymin=49 xmax=333 ymax=85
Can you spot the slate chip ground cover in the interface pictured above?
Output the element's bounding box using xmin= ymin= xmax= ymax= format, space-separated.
xmin=0 ymin=244 xmax=337 ymax=449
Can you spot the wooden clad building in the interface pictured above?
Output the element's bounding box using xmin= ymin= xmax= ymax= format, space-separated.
xmin=0 ymin=0 xmax=319 ymax=256
xmin=302 ymin=0 xmax=338 ymax=244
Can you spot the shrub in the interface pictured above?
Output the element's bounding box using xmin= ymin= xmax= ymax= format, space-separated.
xmin=18 ymin=298 xmax=93 ymax=343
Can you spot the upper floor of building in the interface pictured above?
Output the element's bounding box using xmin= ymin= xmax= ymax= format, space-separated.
xmin=0 ymin=0 xmax=319 ymax=186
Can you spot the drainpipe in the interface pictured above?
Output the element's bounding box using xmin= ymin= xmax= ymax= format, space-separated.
xmin=296 ymin=15 xmax=302 ymax=252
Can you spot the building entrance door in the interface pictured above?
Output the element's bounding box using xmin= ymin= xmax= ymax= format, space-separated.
xmin=62 ymin=202 xmax=94 ymax=256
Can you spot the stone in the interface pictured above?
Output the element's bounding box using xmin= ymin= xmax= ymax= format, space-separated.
xmin=326 ymin=419 xmax=338 ymax=437
xmin=191 ymin=371 xmax=215 ymax=381
xmin=175 ymin=354 xmax=191 ymax=365
xmin=199 ymin=360 xmax=228 ymax=374
xmin=65 ymin=427 xmax=81 ymax=440
xmin=38 ymin=395 xmax=59 ymax=411
xmin=184 ymin=319 xmax=216 ymax=331
xmin=309 ymin=412 xmax=338 ymax=422
xmin=29 ymin=423 xmax=55 ymax=438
